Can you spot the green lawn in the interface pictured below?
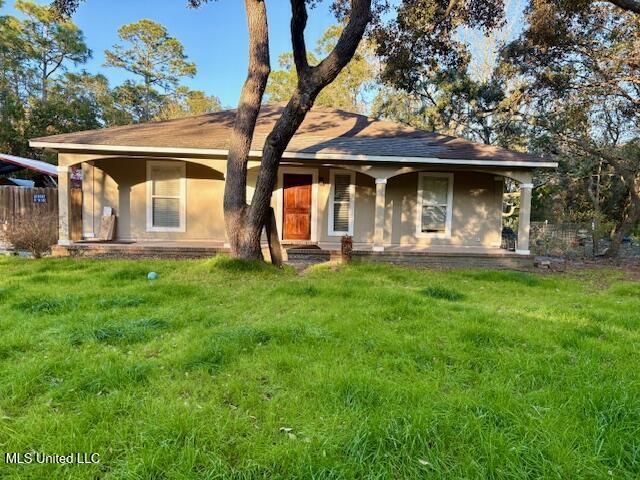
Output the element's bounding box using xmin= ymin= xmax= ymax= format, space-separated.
xmin=0 ymin=257 xmax=639 ymax=479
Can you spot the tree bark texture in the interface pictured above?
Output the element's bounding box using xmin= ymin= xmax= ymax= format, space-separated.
xmin=607 ymin=173 xmax=640 ymax=257
xmin=234 ymin=0 xmax=373 ymax=259
xmin=223 ymin=0 xmax=270 ymax=258
xmin=607 ymin=0 xmax=640 ymax=14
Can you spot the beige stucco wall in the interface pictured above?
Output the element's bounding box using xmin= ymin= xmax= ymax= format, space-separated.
xmin=385 ymin=171 xmax=503 ymax=247
xmin=68 ymin=153 xmax=518 ymax=248
xmin=317 ymin=169 xmax=376 ymax=244
xmin=78 ymin=156 xmax=227 ymax=242
xmin=317 ymin=169 xmax=502 ymax=247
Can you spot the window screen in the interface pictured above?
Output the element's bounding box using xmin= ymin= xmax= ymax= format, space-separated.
xmin=421 ymin=175 xmax=450 ymax=233
xmin=150 ymin=163 xmax=183 ymax=229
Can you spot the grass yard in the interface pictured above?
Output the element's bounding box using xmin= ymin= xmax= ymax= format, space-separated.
xmin=0 ymin=257 xmax=639 ymax=479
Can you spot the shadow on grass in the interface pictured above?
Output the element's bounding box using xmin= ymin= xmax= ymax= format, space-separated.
xmin=206 ymin=256 xmax=286 ymax=274
xmin=70 ymin=318 xmax=169 ymax=346
xmin=13 ymin=295 xmax=79 ymax=315
xmin=422 ymin=286 xmax=465 ymax=302
xmin=462 ymin=270 xmax=544 ymax=287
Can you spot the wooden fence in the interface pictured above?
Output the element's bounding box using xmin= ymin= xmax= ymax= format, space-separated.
xmin=0 ymin=186 xmax=58 ymax=222
xmin=0 ymin=186 xmax=83 ymax=241
xmin=0 ymin=187 xmax=83 ymax=248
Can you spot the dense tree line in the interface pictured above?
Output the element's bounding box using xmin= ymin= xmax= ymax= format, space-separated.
xmin=370 ymin=1 xmax=639 ymax=254
xmin=268 ymin=4 xmax=639 ymax=252
xmin=0 ymin=0 xmax=221 ymax=158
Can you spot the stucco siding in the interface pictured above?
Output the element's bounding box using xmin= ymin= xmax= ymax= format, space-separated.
xmin=284 ymin=167 xmax=501 ymax=247
xmin=82 ymin=158 xmax=226 ymax=242
xmin=319 ymin=172 xmax=376 ymax=244
xmin=384 ymin=171 xmax=503 ymax=247
xmin=76 ymin=155 xmax=504 ymax=248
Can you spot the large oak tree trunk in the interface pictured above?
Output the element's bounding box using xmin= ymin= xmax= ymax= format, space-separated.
xmin=239 ymin=89 xmax=321 ymax=258
xmin=223 ymin=0 xmax=270 ymax=258
xmin=226 ymin=0 xmax=373 ymax=260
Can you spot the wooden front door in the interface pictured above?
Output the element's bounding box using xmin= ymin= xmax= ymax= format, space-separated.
xmin=283 ymin=174 xmax=312 ymax=240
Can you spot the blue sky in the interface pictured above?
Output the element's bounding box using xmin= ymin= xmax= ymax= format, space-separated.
xmin=3 ymin=0 xmax=526 ymax=108
xmin=3 ymin=0 xmax=339 ymax=107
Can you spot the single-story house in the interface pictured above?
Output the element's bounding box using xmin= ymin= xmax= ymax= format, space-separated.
xmin=29 ymin=105 xmax=557 ymax=262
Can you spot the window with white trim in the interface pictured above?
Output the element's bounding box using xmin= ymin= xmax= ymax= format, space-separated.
xmin=147 ymin=161 xmax=186 ymax=232
xmin=328 ymin=170 xmax=355 ymax=236
xmin=417 ymin=173 xmax=453 ymax=237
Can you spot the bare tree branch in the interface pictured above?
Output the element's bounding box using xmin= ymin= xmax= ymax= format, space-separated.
xmin=312 ymin=0 xmax=372 ymax=89
xmin=607 ymin=0 xmax=640 ymax=14
xmin=290 ymin=0 xmax=309 ymax=78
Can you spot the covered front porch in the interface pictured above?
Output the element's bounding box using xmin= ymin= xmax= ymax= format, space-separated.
xmin=54 ymin=156 xmax=535 ymax=260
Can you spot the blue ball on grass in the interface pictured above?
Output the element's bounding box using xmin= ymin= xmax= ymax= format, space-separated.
xmin=147 ymin=272 xmax=158 ymax=280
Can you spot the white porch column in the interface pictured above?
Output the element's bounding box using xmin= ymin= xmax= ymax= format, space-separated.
xmin=373 ymin=178 xmax=387 ymax=252
xmin=57 ymin=165 xmax=72 ymax=246
xmin=517 ymin=183 xmax=533 ymax=255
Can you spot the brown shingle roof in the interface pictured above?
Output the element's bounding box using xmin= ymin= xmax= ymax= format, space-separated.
xmin=30 ymin=105 xmax=552 ymax=166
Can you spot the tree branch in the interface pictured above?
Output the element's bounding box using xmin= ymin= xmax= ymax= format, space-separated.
xmin=311 ymin=0 xmax=372 ymax=90
xmin=606 ymin=0 xmax=640 ymax=14
xmin=558 ymin=133 xmax=634 ymax=177
xmin=290 ymin=0 xmax=309 ymax=79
